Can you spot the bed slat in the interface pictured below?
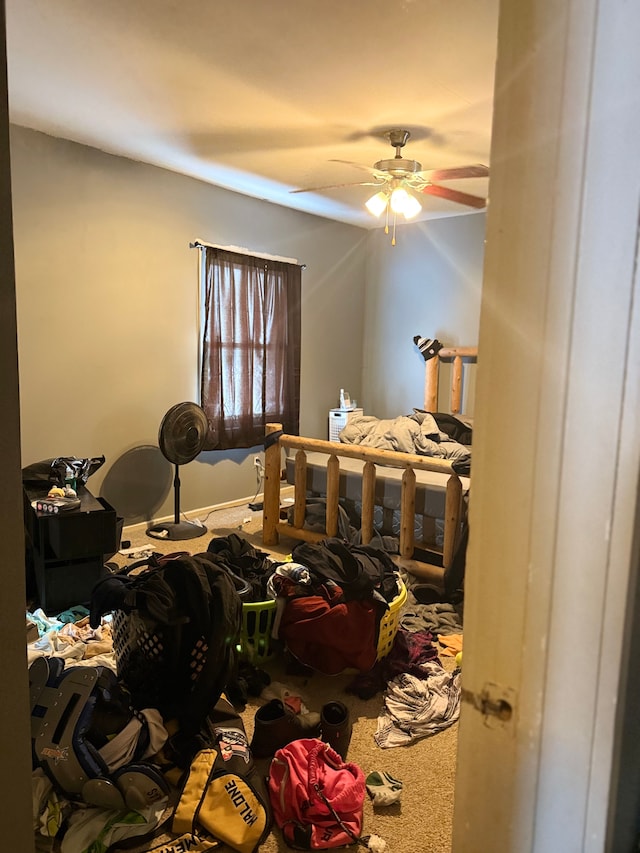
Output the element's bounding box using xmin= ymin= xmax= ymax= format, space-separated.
xmin=326 ymin=455 xmax=340 ymax=537
xmin=361 ymin=461 xmax=376 ymax=544
xmin=399 ymin=468 xmax=417 ymax=558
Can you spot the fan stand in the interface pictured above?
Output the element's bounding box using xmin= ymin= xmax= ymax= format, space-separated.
xmin=146 ymin=462 xmax=205 ymax=541
xmin=146 ymin=402 xmax=211 ymax=542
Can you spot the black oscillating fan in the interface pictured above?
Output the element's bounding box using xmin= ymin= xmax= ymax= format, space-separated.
xmin=146 ymin=402 xmax=209 ymax=541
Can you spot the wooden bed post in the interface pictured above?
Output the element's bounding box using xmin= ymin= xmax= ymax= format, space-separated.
xmin=425 ymin=345 xmax=477 ymax=414
xmin=424 ymin=355 xmax=439 ymax=411
xmin=451 ymin=356 xmax=463 ymax=415
xmin=442 ymin=472 xmax=463 ymax=570
xmin=263 ymin=423 xmax=282 ymax=545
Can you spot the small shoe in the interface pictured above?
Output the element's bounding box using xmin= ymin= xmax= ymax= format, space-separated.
xmin=260 ymin=681 xmax=318 ymax=727
xmin=320 ymin=700 xmax=352 ymax=760
xmin=366 ymin=770 xmax=403 ymax=806
xmin=250 ymin=698 xmax=320 ymax=759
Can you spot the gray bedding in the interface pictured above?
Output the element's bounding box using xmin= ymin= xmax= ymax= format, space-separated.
xmin=339 ymin=411 xmax=471 ymax=464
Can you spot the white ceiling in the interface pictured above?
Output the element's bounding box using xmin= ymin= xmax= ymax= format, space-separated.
xmin=5 ymin=0 xmax=499 ymax=229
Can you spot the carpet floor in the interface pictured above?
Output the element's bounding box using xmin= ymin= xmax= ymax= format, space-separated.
xmin=98 ymin=502 xmax=459 ymax=852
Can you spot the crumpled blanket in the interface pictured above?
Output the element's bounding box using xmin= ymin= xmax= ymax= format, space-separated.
xmin=374 ymin=661 xmax=461 ymax=748
xmin=400 ymin=600 xmax=463 ymax=636
xmin=339 ymin=411 xmax=471 ymax=463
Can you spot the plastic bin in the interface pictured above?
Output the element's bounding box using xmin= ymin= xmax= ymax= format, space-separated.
xmin=328 ymin=408 xmax=363 ymax=442
xmin=376 ymin=579 xmax=408 ymax=660
xmin=239 ymin=599 xmax=278 ymax=664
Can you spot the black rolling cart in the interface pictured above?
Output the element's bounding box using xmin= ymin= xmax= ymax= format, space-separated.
xmin=24 ymin=485 xmax=120 ymax=614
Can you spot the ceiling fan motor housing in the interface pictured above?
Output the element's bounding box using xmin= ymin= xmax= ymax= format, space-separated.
xmin=374 ymin=157 xmax=423 ymax=177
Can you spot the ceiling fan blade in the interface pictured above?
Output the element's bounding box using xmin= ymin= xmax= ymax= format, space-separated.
xmin=422 ymin=164 xmax=490 ymax=182
xmin=421 ymin=184 xmax=487 ymax=209
xmin=290 ymin=180 xmax=383 ymax=194
xmin=329 ymin=159 xmax=387 ymax=178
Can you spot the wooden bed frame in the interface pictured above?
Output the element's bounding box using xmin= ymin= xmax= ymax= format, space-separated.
xmin=262 ymin=345 xmax=478 ymax=579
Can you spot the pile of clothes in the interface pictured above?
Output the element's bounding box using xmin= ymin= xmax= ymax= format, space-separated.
xmin=269 ymin=538 xmax=401 ymax=675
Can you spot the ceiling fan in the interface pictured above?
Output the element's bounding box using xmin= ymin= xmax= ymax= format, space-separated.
xmin=291 ymin=129 xmax=489 ymax=243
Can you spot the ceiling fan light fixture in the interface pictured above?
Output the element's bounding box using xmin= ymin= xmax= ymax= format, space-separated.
xmin=402 ymin=192 xmax=422 ymax=219
xmin=365 ymin=190 xmax=389 ymax=218
xmin=390 ymin=187 xmax=422 ymax=219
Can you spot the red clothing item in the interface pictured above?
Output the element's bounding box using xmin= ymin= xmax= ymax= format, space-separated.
xmin=279 ymin=584 xmax=378 ymax=675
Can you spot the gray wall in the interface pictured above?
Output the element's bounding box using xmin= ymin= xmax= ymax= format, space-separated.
xmin=10 ymin=125 xmax=368 ymax=522
xmin=363 ymin=214 xmax=485 ymax=418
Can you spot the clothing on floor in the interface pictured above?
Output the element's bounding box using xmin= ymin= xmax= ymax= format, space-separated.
xmin=438 ymin=633 xmax=463 ymax=657
xmin=346 ymin=628 xmax=441 ymax=699
xmin=60 ymin=802 xmax=167 ymax=853
xmin=206 ymin=533 xmax=275 ymax=601
xmin=400 ymin=600 xmax=463 ymax=635
xmin=374 ymin=662 xmax=461 ymax=748
xmin=277 ymin=580 xmax=379 ymax=675
xmin=291 ymin=537 xmax=399 ymax=604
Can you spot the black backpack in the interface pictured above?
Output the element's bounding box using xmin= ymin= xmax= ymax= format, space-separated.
xmin=91 ymin=551 xmax=243 ymax=741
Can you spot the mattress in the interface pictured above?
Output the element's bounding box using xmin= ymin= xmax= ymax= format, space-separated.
xmin=285 ymin=450 xmax=470 ymax=520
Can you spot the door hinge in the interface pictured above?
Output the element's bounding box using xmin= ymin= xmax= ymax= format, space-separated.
xmin=461 ymin=682 xmax=516 ymax=728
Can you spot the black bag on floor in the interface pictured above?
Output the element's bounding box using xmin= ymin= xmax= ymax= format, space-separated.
xmin=90 ymin=552 xmax=243 ymax=742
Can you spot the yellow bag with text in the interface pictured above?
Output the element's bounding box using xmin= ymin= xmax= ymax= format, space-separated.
xmin=172 ymin=699 xmax=271 ymax=853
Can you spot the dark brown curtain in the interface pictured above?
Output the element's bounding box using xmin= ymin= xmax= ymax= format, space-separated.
xmin=200 ymin=247 xmax=301 ymax=450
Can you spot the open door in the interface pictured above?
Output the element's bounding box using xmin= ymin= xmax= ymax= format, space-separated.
xmin=452 ymin=1 xmax=640 ymax=850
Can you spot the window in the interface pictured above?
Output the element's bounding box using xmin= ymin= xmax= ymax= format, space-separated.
xmin=200 ymin=247 xmax=301 ymax=450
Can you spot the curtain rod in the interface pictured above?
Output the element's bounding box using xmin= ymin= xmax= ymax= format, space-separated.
xmin=189 ymin=239 xmax=306 ymax=269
